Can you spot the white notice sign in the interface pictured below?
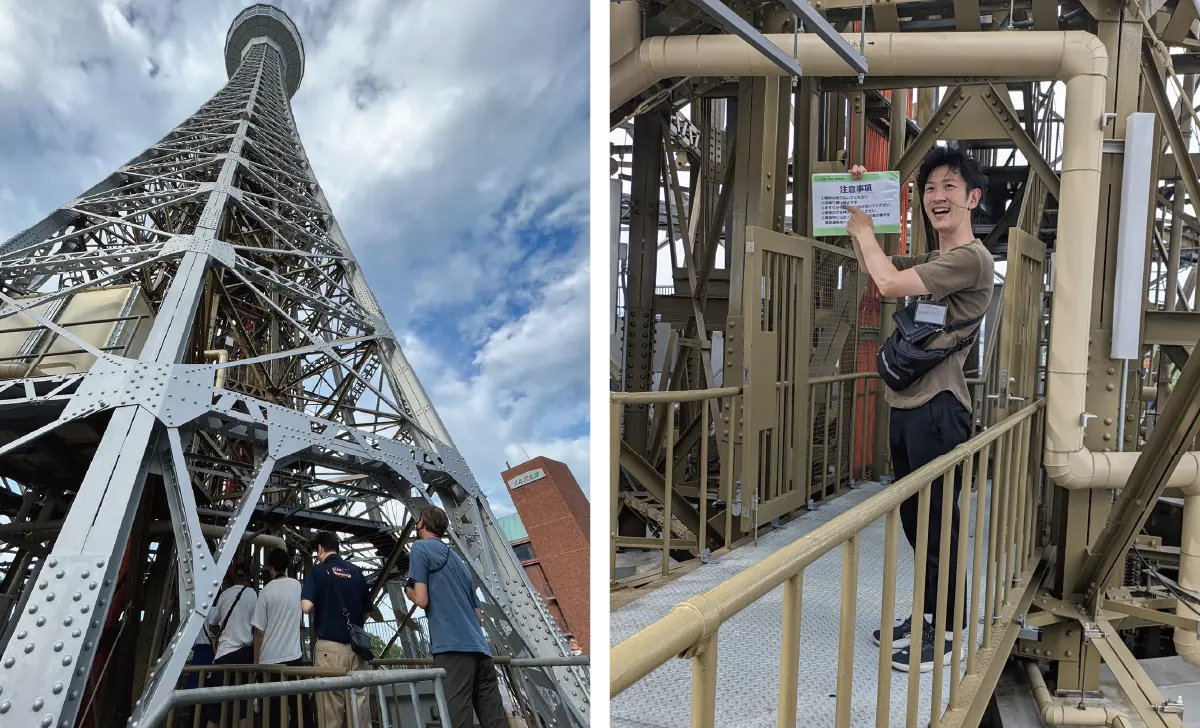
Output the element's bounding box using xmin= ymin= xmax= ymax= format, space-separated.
xmin=811 ymin=171 xmax=902 ymax=237
xmin=507 ymin=468 xmax=546 ymax=490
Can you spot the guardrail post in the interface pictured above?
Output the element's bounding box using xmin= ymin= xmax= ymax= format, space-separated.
xmin=699 ymin=401 xmax=709 ymax=556
xmin=611 ymin=398 xmax=621 ymax=582
xmin=663 ymin=409 xmax=676 ymax=576
xmin=433 ymin=675 xmax=453 ymax=728
xmin=691 ymin=633 xmax=719 ymax=728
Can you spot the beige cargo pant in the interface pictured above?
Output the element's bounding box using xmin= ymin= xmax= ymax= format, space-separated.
xmin=314 ymin=640 xmax=369 ymax=728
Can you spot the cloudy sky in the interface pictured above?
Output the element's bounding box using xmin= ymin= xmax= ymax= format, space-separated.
xmin=0 ymin=0 xmax=590 ymax=516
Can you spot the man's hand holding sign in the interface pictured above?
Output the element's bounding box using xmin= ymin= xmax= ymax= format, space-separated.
xmin=842 ymin=165 xmax=929 ymax=298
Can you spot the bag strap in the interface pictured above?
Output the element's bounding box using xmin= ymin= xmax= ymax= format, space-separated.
xmin=426 ymin=542 xmax=450 ymax=574
xmin=323 ymin=564 xmax=359 ymax=630
xmin=940 ymin=310 xmax=986 ymax=334
xmin=219 ymin=586 xmax=248 ymax=633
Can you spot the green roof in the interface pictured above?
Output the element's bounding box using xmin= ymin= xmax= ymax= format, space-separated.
xmin=496 ymin=513 xmax=528 ymax=542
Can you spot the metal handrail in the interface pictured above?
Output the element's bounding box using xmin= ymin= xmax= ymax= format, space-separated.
xmin=153 ymin=667 xmax=449 ymax=728
xmin=611 ymin=386 xmax=741 ymax=404
xmin=611 ymin=386 xmax=742 ymax=579
xmin=612 ymin=399 xmax=1045 ymax=727
xmin=372 ymin=656 xmax=590 ymax=668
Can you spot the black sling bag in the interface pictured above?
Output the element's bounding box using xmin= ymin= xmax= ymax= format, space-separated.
xmin=325 ymin=565 xmax=376 ymax=662
xmin=876 ymin=299 xmax=984 ymax=392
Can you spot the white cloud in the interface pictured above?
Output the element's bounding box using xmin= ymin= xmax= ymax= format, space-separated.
xmin=0 ymin=0 xmax=590 ymax=523
xmin=402 ymin=252 xmax=591 ymax=513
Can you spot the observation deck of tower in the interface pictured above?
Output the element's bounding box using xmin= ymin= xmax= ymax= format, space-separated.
xmin=0 ymin=4 xmax=589 ymax=727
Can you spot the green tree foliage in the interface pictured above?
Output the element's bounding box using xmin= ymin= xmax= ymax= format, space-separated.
xmin=369 ymin=633 xmax=404 ymax=660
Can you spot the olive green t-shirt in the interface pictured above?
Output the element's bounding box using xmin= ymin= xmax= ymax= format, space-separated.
xmin=884 ymin=240 xmax=994 ymax=411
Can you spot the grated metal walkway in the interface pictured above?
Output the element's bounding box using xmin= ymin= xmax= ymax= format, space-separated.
xmin=611 ymin=481 xmax=993 ymax=728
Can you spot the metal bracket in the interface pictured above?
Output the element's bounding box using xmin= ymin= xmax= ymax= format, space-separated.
xmin=1102 ymin=138 xmax=1125 ymax=154
xmin=1018 ymin=616 xmax=1043 ymax=641
xmin=777 ymin=0 xmax=868 ymax=75
xmin=1080 ymin=621 xmax=1106 ymax=643
xmin=160 ymin=234 xmax=238 ymax=269
xmin=1102 ymin=112 xmax=1118 ymax=129
xmin=1156 ymin=696 xmax=1185 ymax=716
xmin=1080 ymin=412 xmax=1098 ymax=428
xmin=688 ymin=0 xmax=804 ymax=78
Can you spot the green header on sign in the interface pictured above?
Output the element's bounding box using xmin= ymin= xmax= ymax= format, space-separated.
xmin=811 ymin=171 xmax=899 ymax=184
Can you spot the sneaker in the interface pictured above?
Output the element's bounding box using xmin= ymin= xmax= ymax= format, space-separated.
xmin=872 ymin=615 xmax=918 ymax=649
xmin=891 ymin=625 xmax=957 ymax=673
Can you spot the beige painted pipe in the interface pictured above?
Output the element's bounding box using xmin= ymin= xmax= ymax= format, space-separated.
xmin=611 ymin=0 xmax=642 ymax=66
xmin=611 ymin=31 xmax=1105 ymax=111
xmin=204 ymin=348 xmax=229 ymax=389
xmin=149 ymin=521 xmax=286 ymax=551
xmin=1024 ymin=661 xmax=1130 ymax=726
xmin=1175 ymin=491 xmax=1200 ymax=665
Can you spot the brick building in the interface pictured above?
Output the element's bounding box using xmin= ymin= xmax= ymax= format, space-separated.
xmin=497 ymin=457 xmax=590 ymax=654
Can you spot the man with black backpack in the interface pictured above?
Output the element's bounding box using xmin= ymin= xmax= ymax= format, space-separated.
xmin=844 ymin=144 xmax=994 ymax=674
xmin=204 ymin=563 xmax=258 ymax=728
xmin=301 ymin=531 xmax=372 ymax=727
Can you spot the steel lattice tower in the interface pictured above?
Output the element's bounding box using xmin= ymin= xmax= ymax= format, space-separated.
xmin=0 ymin=5 xmax=588 ymax=727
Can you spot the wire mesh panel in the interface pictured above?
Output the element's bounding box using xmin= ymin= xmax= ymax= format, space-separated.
xmin=741 ymin=227 xmax=812 ymax=526
xmin=807 ymin=241 xmax=863 ymax=500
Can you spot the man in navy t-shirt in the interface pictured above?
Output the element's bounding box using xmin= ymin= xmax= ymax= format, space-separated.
xmin=406 ymin=505 xmax=508 ymax=728
xmin=301 ymin=531 xmax=371 ymax=727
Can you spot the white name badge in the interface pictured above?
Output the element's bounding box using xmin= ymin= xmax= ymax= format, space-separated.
xmin=914 ymin=302 xmax=948 ymax=326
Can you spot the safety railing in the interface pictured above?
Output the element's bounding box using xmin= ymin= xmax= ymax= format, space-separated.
xmin=611 ymin=399 xmax=1046 ymax=728
xmin=807 ymin=374 xmax=987 ymax=493
xmin=367 ymin=657 xmax=588 ymax=728
xmin=806 ymin=372 xmax=884 ymax=500
xmin=610 ymin=386 xmax=742 ymax=580
xmin=157 ymin=666 xmax=449 ymax=728
xmin=170 ymin=664 xmax=346 ymax=728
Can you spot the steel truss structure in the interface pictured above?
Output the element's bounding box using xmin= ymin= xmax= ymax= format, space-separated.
xmin=0 ymin=5 xmax=588 ymax=727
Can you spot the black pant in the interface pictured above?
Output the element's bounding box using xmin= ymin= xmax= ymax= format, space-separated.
xmin=890 ymin=391 xmax=971 ymax=632
xmin=202 ymin=644 xmax=255 ymax=724
xmin=433 ymin=652 xmax=510 ymax=728
xmin=263 ymin=658 xmax=306 ymax=728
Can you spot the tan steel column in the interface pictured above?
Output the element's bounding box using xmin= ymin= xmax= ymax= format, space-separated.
xmin=794 ymin=77 xmax=820 ymax=237
xmin=874 ymin=88 xmax=910 ymax=478
xmin=723 ymin=74 xmax=790 ymax=540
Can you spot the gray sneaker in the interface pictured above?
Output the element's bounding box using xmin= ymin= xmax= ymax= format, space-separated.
xmin=872 ymin=615 xmax=921 ymax=649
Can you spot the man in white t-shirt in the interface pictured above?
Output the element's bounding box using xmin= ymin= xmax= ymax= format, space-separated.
xmin=204 ymin=563 xmax=257 ymax=728
xmin=253 ymin=548 xmax=304 ymax=728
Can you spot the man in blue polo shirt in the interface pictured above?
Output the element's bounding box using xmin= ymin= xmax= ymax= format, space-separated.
xmin=406 ymin=505 xmax=508 ymax=728
xmin=301 ymin=531 xmax=370 ymax=727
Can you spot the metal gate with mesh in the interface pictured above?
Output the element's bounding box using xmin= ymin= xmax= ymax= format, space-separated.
xmin=740 ymin=226 xmax=812 ymax=526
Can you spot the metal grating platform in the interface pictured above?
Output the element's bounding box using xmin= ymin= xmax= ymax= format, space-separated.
xmin=611 ymin=481 xmax=994 ymax=728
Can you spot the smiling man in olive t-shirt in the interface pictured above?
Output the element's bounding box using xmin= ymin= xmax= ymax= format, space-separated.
xmin=845 ymin=144 xmax=994 ymax=674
